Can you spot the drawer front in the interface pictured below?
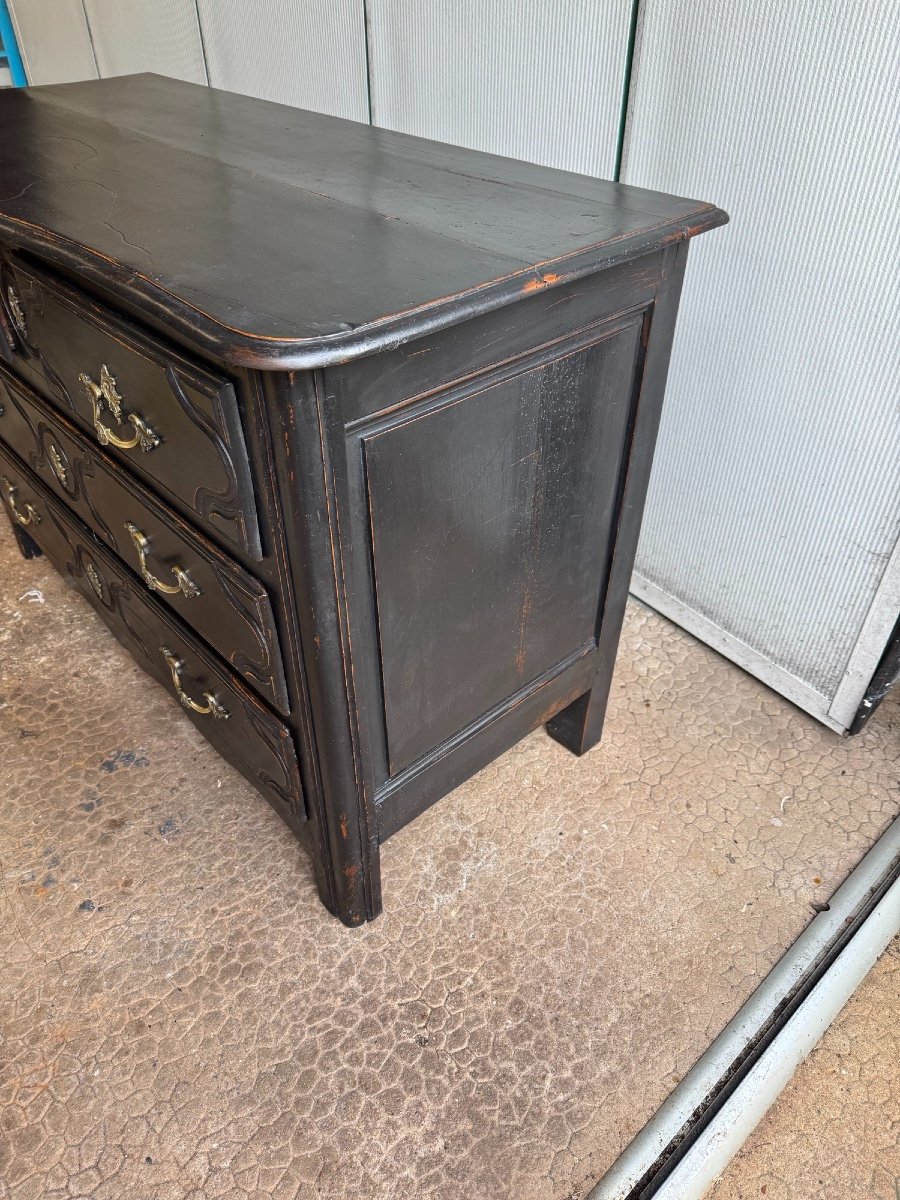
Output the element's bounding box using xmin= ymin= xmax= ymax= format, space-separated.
xmin=0 ymin=366 xmax=289 ymax=715
xmin=1 ymin=258 xmax=262 ymax=559
xmin=0 ymin=448 xmax=305 ymax=825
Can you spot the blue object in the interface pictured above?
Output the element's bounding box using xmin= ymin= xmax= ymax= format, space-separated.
xmin=0 ymin=0 xmax=27 ymax=87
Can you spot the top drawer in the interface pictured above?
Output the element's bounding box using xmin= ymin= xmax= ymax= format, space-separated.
xmin=1 ymin=258 xmax=262 ymax=559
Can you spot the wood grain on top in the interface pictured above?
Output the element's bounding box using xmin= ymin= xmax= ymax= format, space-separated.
xmin=0 ymin=74 xmax=727 ymax=366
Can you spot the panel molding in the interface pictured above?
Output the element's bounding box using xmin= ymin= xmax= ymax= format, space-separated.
xmin=374 ymin=640 xmax=595 ymax=805
xmin=358 ymin=311 xmax=646 ymax=776
xmin=344 ymin=304 xmax=650 ymax=440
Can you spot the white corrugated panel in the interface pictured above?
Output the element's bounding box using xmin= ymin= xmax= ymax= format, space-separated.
xmin=196 ymin=0 xmax=368 ymax=121
xmin=623 ymin=0 xmax=900 ymax=727
xmin=7 ymin=0 xmax=98 ymax=84
xmin=81 ymin=0 xmax=207 ymax=83
xmin=368 ymin=0 xmax=632 ymax=177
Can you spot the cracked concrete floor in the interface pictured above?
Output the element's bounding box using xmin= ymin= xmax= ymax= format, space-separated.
xmin=712 ymin=936 xmax=900 ymax=1200
xmin=0 ymin=525 xmax=898 ymax=1200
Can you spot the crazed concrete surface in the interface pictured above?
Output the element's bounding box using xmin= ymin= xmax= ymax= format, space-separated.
xmin=712 ymin=936 xmax=900 ymax=1200
xmin=0 ymin=526 xmax=897 ymax=1200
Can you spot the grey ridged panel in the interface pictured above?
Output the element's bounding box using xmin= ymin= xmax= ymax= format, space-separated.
xmin=196 ymin=0 xmax=368 ymax=121
xmin=7 ymin=0 xmax=98 ymax=84
xmin=81 ymin=0 xmax=207 ymax=83
xmin=368 ymin=0 xmax=632 ymax=177
xmin=623 ymin=0 xmax=900 ymax=712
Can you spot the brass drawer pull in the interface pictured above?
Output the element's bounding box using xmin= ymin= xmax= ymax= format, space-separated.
xmin=126 ymin=522 xmax=201 ymax=598
xmin=1 ymin=476 xmax=40 ymax=526
xmin=79 ymin=364 xmax=160 ymax=453
xmin=161 ymin=648 xmax=229 ymax=719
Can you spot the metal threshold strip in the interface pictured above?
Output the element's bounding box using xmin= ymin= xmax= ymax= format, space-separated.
xmin=590 ymin=813 xmax=900 ymax=1200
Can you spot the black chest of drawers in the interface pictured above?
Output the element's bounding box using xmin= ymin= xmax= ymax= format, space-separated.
xmin=0 ymin=74 xmax=726 ymax=924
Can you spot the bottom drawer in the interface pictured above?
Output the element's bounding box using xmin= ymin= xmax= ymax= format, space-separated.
xmin=0 ymin=446 xmax=306 ymax=826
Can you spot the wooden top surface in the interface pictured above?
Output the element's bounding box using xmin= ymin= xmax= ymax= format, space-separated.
xmin=0 ymin=74 xmax=727 ymax=368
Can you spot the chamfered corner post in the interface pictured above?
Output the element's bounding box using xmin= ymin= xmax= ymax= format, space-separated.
xmin=269 ymin=369 xmax=382 ymax=927
xmin=547 ymin=239 xmax=691 ymax=758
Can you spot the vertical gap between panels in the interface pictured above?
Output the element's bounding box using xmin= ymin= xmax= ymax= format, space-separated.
xmin=193 ymin=0 xmax=212 ymax=86
xmin=362 ymin=0 xmax=375 ymax=124
xmin=614 ymin=0 xmax=642 ymax=181
xmin=78 ymin=0 xmax=101 ymax=77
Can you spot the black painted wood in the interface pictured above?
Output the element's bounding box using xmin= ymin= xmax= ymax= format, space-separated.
xmin=3 ymin=257 xmax=262 ymax=558
xmin=0 ymin=75 xmax=726 ymax=924
xmin=364 ymin=314 xmax=644 ymax=776
xmin=0 ymin=444 xmax=304 ymax=824
xmin=0 ymin=365 xmax=289 ymax=713
xmin=0 ymin=74 xmax=726 ymax=367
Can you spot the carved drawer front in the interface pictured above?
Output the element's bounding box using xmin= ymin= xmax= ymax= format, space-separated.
xmin=0 ymin=366 xmax=289 ymax=715
xmin=1 ymin=258 xmax=262 ymax=559
xmin=0 ymin=446 xmax=305 ymax=825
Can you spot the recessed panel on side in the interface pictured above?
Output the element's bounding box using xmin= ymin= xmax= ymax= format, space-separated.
xmin=364 ymin=318 xmax=644 ymax=777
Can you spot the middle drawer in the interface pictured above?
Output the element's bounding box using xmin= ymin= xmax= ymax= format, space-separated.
xmin=0 ymin=364 xmax=290 ymax=716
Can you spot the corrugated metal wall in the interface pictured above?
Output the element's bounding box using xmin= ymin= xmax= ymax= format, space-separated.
xmin=366 ymin=0 xmax=632 ymax=177
xmin=195 ymin=0 xmax=369 ymax=119
xmin=7 ymin=0 xmax=97 ymax=84
xmin=80 ymin=0 xmax=207 ymax=83
xmin=5 ymin=0 xmax=898 ymax=731
xmin=7 ymin=0 xmax=369 ymax=117
xmin=622 ymin=0 xmax=900 ymax=730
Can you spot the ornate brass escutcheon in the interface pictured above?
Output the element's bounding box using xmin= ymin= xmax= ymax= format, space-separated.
xmin=85 ymin=561 xmax=105 ymax=599
xmin=126 ymin=522 xmax=200 ymax=598
xmin=48 ymin=443 xmax=69 ymax=487
xmin=79 ymin=364 xmax=160 ymax=453
xmin=160 ymin=648 xmax=229 ymax=719
xmin=6 ymin=285 xmax=27 ymax=339
xmin=1 ymin=476 xmax=40 ymax=526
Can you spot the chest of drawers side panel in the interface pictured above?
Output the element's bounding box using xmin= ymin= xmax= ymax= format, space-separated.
xmin=310 ymin=254 xmax=678 ymax=843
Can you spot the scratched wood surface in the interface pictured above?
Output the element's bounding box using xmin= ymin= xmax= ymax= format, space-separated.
xmin=0 ymin=74 xmax=726 ymax=365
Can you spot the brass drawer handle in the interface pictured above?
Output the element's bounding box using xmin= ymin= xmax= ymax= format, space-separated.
xmin=1 ymin=476 xmax=40 ymax=526
xmin=126 ymin=522 xmax=200 ymax=598
xmin=161 ymin=648 xmax=229 ymax=719
xmin=79 ymin=364 xmax=160 ymax=453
